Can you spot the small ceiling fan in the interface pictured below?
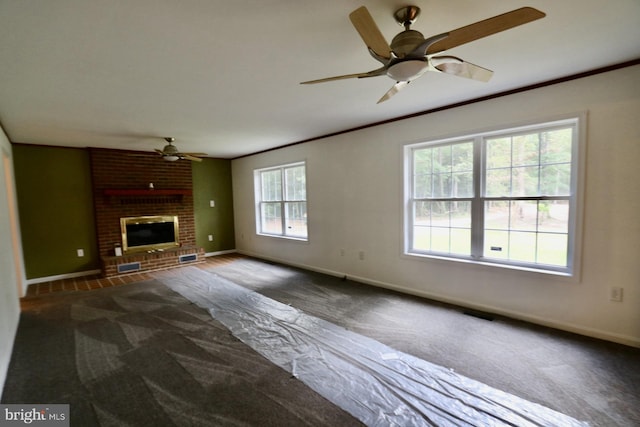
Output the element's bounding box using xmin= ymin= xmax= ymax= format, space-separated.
xmin=155 ymin=137 xmax=206 ymax=162
xmin=301 ymin=5 xmax=545 ymax=103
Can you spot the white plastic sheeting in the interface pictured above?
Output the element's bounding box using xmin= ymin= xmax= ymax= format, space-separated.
xmin=158 ymin=267 xmax=588 ymax=427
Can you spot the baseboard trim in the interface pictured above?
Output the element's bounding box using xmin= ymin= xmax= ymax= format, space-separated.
xmin=205 ymin=249 xmax=237 ymax=257
xmin=237 ymin=250 xmax=640 ymax=348
xmin=25 ymin=269 xmax=102 ymax=286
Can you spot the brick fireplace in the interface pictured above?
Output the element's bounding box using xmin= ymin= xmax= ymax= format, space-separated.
xmin=89 ymin=148 xmax=204 ymax=277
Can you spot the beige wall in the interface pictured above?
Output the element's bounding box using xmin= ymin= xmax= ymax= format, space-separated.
xmin=0 ymin=123 xmax=23 ymax=398
xmin=232 ymin=65 xmax=640 ymax=347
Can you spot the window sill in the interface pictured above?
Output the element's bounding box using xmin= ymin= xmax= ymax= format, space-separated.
xmin=403 ymin=251 xmax=576 ymax=280
xmin=257 ymin=233 xmax=308 ymax=243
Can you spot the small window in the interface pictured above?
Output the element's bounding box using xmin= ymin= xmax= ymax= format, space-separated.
xmin=255 ymin=162 xmax=307 ymax=240
xmin=405 ymin=117 xmax=582 ymax=275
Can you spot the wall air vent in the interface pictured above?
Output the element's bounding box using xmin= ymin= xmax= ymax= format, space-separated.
xmin=117 ymin=262 xmax=141 ymax=274
xmin=179 ymin=253 xmax=198 ymax=264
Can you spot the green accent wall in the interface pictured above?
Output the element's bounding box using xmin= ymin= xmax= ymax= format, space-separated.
xmin=192 ymin=158 xmax=235 ymax=252
xmin=13 ymin=145 xmax=99 ymax=279
xmin=13 ymin=145 xmax=235 ymax=280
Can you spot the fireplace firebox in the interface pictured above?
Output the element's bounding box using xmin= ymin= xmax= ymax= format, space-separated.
xmin=120 ymin=215 xmax=179 ymax=253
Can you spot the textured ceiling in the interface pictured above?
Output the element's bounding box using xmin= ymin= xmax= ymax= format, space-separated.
xmin=1 ymin=1 xmax=639 ymax=158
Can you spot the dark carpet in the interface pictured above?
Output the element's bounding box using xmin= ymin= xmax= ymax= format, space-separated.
xmin=200 ymin=257 xmax=640 ymax=427
xmin=3 ymin=255 xmax=640 ymax=426
xmin=2 ymin=280 xmax=362 ymax=426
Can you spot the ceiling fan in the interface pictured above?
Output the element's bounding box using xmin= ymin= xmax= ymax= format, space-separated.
xmin=155 ymin=137 xmax=206 ymax=162
xmin=301 ymin=5 xmax=545 ymax=103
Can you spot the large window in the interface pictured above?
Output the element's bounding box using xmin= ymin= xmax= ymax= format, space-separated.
xmin=405 ymin=117 xmax=582 ymax=275
xmin=255 ymin=162 xmax=307 ymax=240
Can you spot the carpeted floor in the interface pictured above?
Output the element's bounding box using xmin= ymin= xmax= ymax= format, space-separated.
xmin=2 ymin=279 xmax=362 ymax=426
xmin=199 ymin=257 xmax=640 ymax=427
xmin=3 ymin=255 xmax=640 ymax=426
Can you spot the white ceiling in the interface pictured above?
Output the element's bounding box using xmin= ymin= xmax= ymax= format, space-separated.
xmin=1 ymin=1 xmax=639 ymax=159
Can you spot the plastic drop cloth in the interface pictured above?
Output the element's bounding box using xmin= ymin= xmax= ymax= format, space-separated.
xmin=158 ymin=267 xmax=588 ymax=427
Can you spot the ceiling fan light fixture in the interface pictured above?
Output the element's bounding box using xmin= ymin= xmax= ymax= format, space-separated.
xmin=163 ymin=155 xmax=180 ymax=161
xmin=386 ymin=60 xmax=428 ymax=81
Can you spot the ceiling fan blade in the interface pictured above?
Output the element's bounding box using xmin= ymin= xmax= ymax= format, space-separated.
xmin=426 ymin=7 xmax=545 ymax=54
xmin=301 ymin=67 xmax=386 ymax=84
xmin=377 ymin=81 xmax=410 ymax=104
xmin=431 ymin=56 xmax=493 ymax=82
xmin=180 ymin=154 xmax=203 ymax=162
xmin=349 ymin=6 xmax=392 ymax=59
xmin=154 ymin=149 xmax=165 ymax=155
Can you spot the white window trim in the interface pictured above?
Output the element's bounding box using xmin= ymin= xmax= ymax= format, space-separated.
xmin=254 ymin=161 xmax=308 ymax=241
xmin=403 ymin=113 xmax=586 ymax=278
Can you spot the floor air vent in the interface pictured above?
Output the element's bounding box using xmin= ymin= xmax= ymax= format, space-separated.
xmin=463 ymin=310 xmax=495 ymax=321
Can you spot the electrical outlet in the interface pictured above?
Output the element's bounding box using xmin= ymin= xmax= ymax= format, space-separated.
xmin=77 ymin=249 xmax=84 ymax=257
xmin=358 ymin=251 xmax=365 ymax=261
xmin=340 ymin=248 xmax=345 ymax=257
xmin=208 ymin=234 xmax=213 ymax=241
xmin=209 ymin=200 xmax=215 ymax=207
xmin=610 ymin=287 xmax=623 ymax=302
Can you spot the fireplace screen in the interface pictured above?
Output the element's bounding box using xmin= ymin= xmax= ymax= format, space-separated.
xmin=120 ymin=215 xmax=179 ymax=253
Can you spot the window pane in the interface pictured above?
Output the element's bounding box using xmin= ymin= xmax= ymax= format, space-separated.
xmin=450 ymin=228 xmax=471 ymax=255
xmin=485 ymin=201 xmax=510 ymax=230
xmin=285 ymin=166 xmax=306 ymax=201
xmin=512 ymin=165 xmax=539 ymax=196
xmin=485 ymin=200 xmax=570 ymax=265
xmin=413 ymin=225 xmax=431 ymax=251
xmin=537 ymin=233 xmax=568 ymax=266
xmin=414 ymin=174 xmax=432 ymax=198
xmin=431 ymin=201 xmax=450 ymax=226
xmin=453 ymin=171 xmax=473 ymax=197
xmin=540 ymin=164 xmax=571 ymax=196
xmin=484 ymin=230 xmax=509 ymax=260
xmin=486 ymin=137 xmax=511 ymax=168
xmin=508 ymin=231 xmax=537 ymax=263
xmin=451 ymin=201 xmax=471 ymax=227
xmin=485 ymin=168 xmax=511 ymax=197
xmin=285 ymin=201 xmax=307 ymax=238
xmin=433 ymin=173 xmax=451 ymax=198
xmin=414 ymin=201 xmax=431 ymax=226
xmin=431 ymin=227 xmax=450 ymax=252
xmin=413 ymin=142 xmax=472 ymax=199
xmin=435 ymin=145 xmax=452 ymax=171
xmin=412 ymin=201 xmax=470 ymax=255
xmin=510 ymin=201 xmax=537 ymax=232
xmin=452 ymin=143 xmax=473 ymax=172
xmin=538 ymin=200 xmax=569 ymax=233
xmin=512 ymin=134 xmax=539 ymax=167
xmin=261 ymin=170 xmax=282 ymax=201
xmin=414 ymin=148 xmax=432 ymax=175
xmin=541 ymin=128 xmax=572 ymax=164
xmin=260 ymin=202 xmax=282 ymax=234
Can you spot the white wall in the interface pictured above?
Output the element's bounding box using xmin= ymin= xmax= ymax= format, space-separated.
xmin=0 ymin=123 xmax=22 ymax=398
xmin=232 ymin=65 xmax=640 ymax=347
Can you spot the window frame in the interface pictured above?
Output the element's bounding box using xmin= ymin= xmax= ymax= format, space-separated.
xmin=404 ymin=115 xmax=585 ymax=276
xmin=254 ymin=161 xmax=308 ymax=241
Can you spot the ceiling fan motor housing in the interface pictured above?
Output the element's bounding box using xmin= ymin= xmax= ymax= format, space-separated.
xmin=391 ymin=30 xmax=425 ymax=58
xmin=163 ymin=144 xmax=179 ymax=155
xmin=387 ymin=30 xmax=429 ymax=81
